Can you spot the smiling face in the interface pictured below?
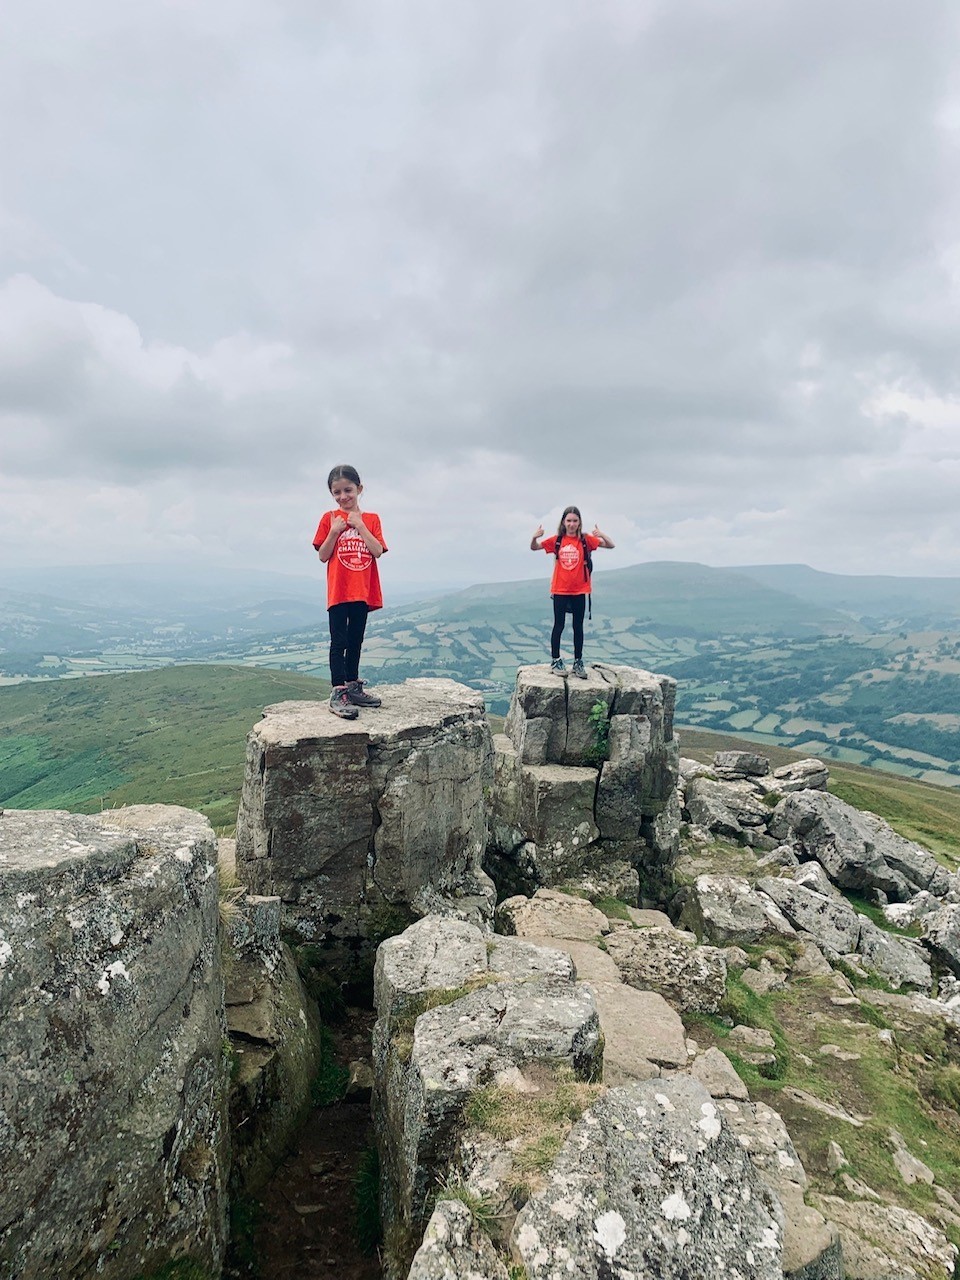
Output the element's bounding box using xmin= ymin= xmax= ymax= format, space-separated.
xmin=330 ymin=477 xmax=362 ymax=511
xmin=563 ymin=510 xmax=582 ymax=536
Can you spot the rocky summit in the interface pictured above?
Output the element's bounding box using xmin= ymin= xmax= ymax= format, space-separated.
xmin=2 ymin=667 xmax=959 ymax=1279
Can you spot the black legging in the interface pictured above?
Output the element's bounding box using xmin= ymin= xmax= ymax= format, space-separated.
xmin=551 ymin=594 xmax=586 ymax=660
xmin=328 ymin=601 xmax=369 ymax=686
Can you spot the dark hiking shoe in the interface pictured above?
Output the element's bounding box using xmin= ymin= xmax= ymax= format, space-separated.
xmin=572 ymin=658 xmax=587 ymax=679
xmin=550 ymin=658 xmax=566 ymax=675
xmin=329 ymin=686 xmax=359 ymax=719
xmin=346 ymin=679 xmax=382 ymax=707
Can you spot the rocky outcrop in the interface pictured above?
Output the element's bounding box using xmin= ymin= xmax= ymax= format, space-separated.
xmin=768 ymin=790 xmax=952 ymax=902
xmin=235 ymin=679 xmax=496 ymax=981
xmin=487 ymin=664 xmax=679 ymax=899
xmin=0 ymin=805 xmax=228 ymax=1280
xmin=372 ymin=916 xmax=600 ymax=1267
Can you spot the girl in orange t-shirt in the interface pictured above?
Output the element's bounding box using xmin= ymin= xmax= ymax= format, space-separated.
xmin=530 ymin=505 xmax=614 ymax=679
xmin=312 ymin=464 xmax=387 ymax=719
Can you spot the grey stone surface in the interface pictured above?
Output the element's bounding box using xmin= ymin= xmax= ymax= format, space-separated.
xmin=923 ymin=903 xmax=960 ymax=976
xmin=603 ymin=925 xmax=728 ymax=1013
xmin=758 ymin=877 xmax=862 ymax=954
xmin=809 ymin=1194 xmax=957 ymax=1279
xmin=234 ymin=680 xmax=494 ymax=974
xmin=679 ymin=874 xmax=798 ymax=945
xmin=685 ymin=775 xmax=771 ymax=838
xmin=769 ymin=790 xmax=950 ymax=901
xmin=511 ymin=1077 xmax=784 ymax=1279
xmin=688 ymin=1046 xmax=749 ymax=1100
xmin=408 ymin=1198 xmax=510 ymax=1280
xmin=589 ymin=981 xmax=689 ymax=1080
xmin=772 ymin=759 xmax=829 ymax=793
xmin=0 ymin=805 xmax=228 ymax=1280
xmin=713 ymin=750 xmax=771 ymax=779
xmin=376 ymin=970 xmax=601 ymax=1243
xmin=531 ymin=936 xmax=622 ymax=983
xmin=855 ymin=917 xmax=933 ymax=990
xmin=226 ymin=909 xmax=323 ymax=1192
xmin=496 ymin=889 xmax=610 ymax=942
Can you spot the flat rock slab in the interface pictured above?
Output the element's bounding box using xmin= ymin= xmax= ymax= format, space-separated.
xmin=497 ymin=889 xmax=611 ymax=942
xmin=528 ymin=936 xmax=623 ymax=984
xmin=590 ymin=980 xmax=689 ymax=1079
xmin=245 ymin=679 xmax=487 ymax=742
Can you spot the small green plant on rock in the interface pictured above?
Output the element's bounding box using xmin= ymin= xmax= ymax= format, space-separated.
xmin=434 ymin=1176 xmax=501 ymax=1232
xmin=586 ymin=700 xmax=610 ymax=764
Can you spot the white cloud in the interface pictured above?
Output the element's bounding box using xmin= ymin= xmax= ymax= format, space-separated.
xmin=1 ymin=0 xmax=959 ymax=586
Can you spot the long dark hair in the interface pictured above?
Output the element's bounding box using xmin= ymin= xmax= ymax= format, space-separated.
xmin=553 ymin=505 xmax=592 ymax=579
xmin=327 ymin=463 xmax=362 ymax=490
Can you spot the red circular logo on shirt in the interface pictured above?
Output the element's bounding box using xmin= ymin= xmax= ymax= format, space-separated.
xmin=337 ymin=533 xmax=373 ymax=572
xmin=558 ymin=541 xmax=581 ymax=571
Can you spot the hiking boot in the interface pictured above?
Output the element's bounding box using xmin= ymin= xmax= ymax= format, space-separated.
xmin=346 ymin=679 xmax=381 ymax=707
xmin=571 ymin=658 xmax=587 ymax=679
xmin=550 ymin=657 xmax=566 ymax=675
xmin=328 ymin=686 xmax=359 ymax=719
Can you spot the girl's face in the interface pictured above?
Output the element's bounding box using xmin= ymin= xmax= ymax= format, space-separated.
xmin=563 ymin=511 xmax=581 ymax=536
xmin=330 ymin=478 xmax=362 ymax=511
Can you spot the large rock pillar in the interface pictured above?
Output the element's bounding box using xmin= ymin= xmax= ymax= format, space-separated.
xmin=235 ymin=679 xmax=495 ymax=979
xmin=488 ymin=663 xmax=680 ymax=899
xmin=0 ymin=805 xmax=228 ymax=1280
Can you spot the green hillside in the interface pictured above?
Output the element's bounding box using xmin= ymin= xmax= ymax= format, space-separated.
xmin=0 ymin=665 xmax=327 ymax=830
xmin=394 ymin=561 xmax=856 ymax=637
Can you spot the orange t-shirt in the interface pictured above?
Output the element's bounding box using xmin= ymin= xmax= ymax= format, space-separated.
xmin=539 ymin=533 xmax=600 ymax=596
xmin=312 ymin=510 xmax=387 ymax=610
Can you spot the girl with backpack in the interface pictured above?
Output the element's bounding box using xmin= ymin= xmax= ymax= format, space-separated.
xmin=313 ymin=464 xmax=387 ymax=718
xmin=530 ymin=506 xmax=614 ymax=677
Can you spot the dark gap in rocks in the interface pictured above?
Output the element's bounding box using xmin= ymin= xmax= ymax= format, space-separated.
xmin=226 ymin=1010 xmax=380 ymax=1280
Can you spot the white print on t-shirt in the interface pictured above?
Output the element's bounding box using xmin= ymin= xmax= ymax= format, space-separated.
xmin=558 ymin=540 xmax=582 ymax=571
xmin=337 ymin=531 xmax=373 ymax=572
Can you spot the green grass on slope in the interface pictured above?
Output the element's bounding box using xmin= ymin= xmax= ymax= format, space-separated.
xmin=678 ymin=726 xmax=960 ymax=867
xmin=0 ymin=665 xmax=328 ymax=830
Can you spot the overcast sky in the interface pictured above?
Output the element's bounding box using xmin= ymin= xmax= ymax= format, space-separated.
xmin=2 ymin=0 xmax=959 ymax=593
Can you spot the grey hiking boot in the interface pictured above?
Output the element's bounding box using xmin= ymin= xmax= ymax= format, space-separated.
xmin=550 ymin=657 xmax=566 ymax=675
xmin=571 ymin=658 xmax=587 ymax=679
xmin=346 ymin=679 xmax=381 ymax=707
xmin=329 ymin=686 xmax=359 ymax=719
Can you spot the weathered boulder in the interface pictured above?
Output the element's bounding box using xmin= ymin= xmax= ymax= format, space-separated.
xmin=510 ymin=1077 xmax=784 ymax=1279
xmin=772 ymin=758 xmax=829 ymax=793
xmin=0 ymin=806 xmax=228 ymax=1280
xmin=758 ymin=876 xmax=862 ymax=955
xmin=769 ymin=791 xmax=950 ymax=902
xmin=490 ymin=665 xmax=680 ymax=897
xmin=684 ymin=776 xmax=771 ymax=839
xmin=677 ymin=874 xmax=798 ymax=945
xmin=234 ymin=679 xmax=495 ymax=979
xmin=718 ymin=1098 xmax=841 ymax=1280
xmin=923 ymin=903 xmax=960 ymax=976
xmin=855 ymin=917 xmax=932 ymax=991
xmin=713 ymin=750 xmax=771 ymax=779
xmin=689 ymin=1046 xmax=749 ymax=1100
xmin=603 ymin=925 xmax=728 ymax=1014
xmin=224 ymin=893 xmax=324 ymax=1191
